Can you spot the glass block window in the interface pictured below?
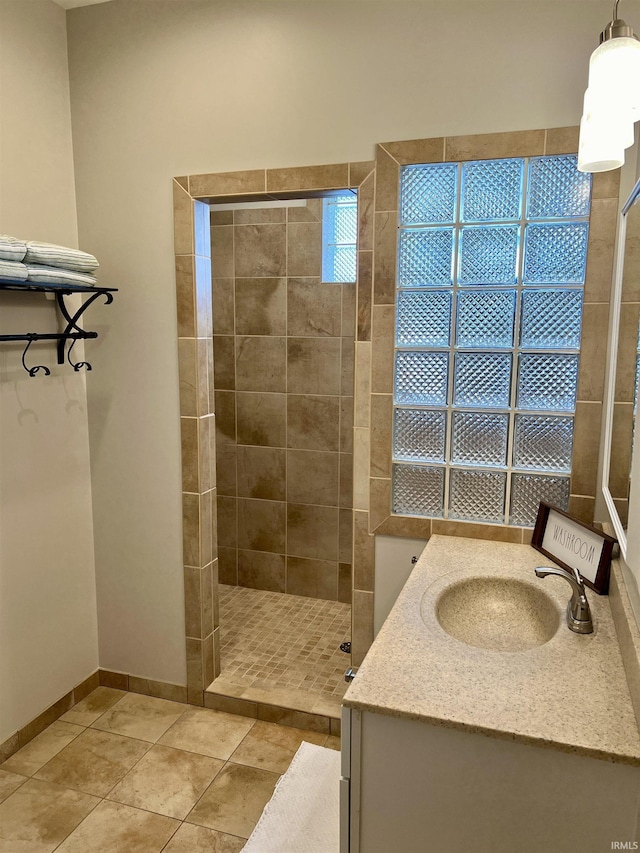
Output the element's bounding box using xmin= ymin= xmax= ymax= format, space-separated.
xmin=322 ymin=193 xmax=357 ymax=282
xmin=393 ymin=154 xmax=591 ymax=526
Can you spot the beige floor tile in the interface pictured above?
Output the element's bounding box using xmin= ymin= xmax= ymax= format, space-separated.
xmin=326 ymin=734 xmax=341 ymax=751
xmin=1 ymin=722 xmax=84 ymax=777
xmin=107 ymin=744 xmax=223 ymax=820
xmin=230 ymin=721 xmax=327 ymax=774
xmin=0 ymin=778 xmax=99 ymax=852
xmin=186 ymin=762 xmax=279 ymax=838
xmin=60 ymin=687 xmax=126 ymax=727
xmin=161 ymin=822 xmax=245 ymax=853
xmin=34 ymin=728 xmax=149 ymax=797
xmin=54 ymin=800 xmax=178 ymax=853
xmin=0 ymin=768 xmax=27 ymax=804
xmin=90 ymin=692 xmax=186 ymax=742
xmin=159 ymin=707 xmax=254 ymax=760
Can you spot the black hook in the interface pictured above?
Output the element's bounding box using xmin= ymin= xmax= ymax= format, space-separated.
xmin=21 ymin=335 xmax=50 ymax=378
xmin=67 ymin=339 xmax=92 ymax=373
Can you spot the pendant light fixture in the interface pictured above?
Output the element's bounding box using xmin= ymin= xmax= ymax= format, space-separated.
xmin=578 ymin=0 xmax=640 ymax=173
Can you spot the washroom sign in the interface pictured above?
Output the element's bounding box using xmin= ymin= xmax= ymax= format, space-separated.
xmin=531 ymin=502 xmax=617 ymax=595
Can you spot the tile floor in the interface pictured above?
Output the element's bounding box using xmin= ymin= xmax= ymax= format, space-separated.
xmin=0 ymin=687 xmax=340 ymax=852
xmin=218 ymin=585 xmax=351 ymax=699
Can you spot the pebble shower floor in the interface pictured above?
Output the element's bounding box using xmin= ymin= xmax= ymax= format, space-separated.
xmin=218 ymin=585 xmax=351 ymax=699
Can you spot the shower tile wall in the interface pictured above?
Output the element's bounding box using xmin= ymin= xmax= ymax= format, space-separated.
xmin=212 ymin=201 xmax=354 ymax=603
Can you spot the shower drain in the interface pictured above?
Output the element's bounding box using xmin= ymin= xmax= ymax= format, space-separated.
xmin=339 ymin=641 xmax=351 ymax=653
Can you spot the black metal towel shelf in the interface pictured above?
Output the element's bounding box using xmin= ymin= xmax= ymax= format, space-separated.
xmin=0 ymin=280 xmax=118 ymax=376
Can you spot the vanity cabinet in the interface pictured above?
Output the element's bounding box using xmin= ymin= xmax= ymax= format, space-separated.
xmin=341 ymin=535 xmax=640 ymax=853
xmin=341 ymin=707 xmax=640 ymax=853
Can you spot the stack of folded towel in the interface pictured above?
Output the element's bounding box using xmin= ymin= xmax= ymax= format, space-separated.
xmin=0 ymin=234 xmax=99 ymax=286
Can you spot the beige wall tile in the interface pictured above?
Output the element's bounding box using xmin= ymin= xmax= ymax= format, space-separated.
xmin=577 ymin=302 xmax=609 ymax=402
xmin=287 ymin=221 xmax=322 ymax=277
xmin=342 ymin=336 xmax=355 ymax=397
xmin=237 ymin=392 xmax=286 ymax=447
xmin=623 ymin=218 xmax=640 ymax=301
xmin=375 ymin=146 xmax=400 ymax=212
xmin=431 ymin=519 xmax=522 ymax=543
xmin=183 ymin=493 xmax=200 ymax=567
xmin=355 ymin=342 xmax=372 ymax=427
xmin=213 ymin=335 xmax=235 ymax=391
xmin=287 ymin=202 xmax=320 ymax=223
xmin=234 ymin=207 xmax=285 ymax=225
xmin=200 ymin=490 xmax=213 ymax=566
xmin=216 ymin=442 xmax=237 ymax=497
xmin=202 ymin=561 xmax=214 ymax=637
xmin=371 ymin=305 xmax=395 ymax=394
xmin=207 ymin=339 xmax=215 ymax=414
xmin=203 ymin=693 xmax=257 ymax=719
xmin=218 ymin=547 xmax=238 ymax=585
xmin=173 ymin=180 xmax=194 ymax=255
xmin=287 ymin=337 xmax=341 ymax=395
xmin=186 ymin=638 xmax=204 ymax=703
xmin=445 ymin=129 xmax=545 ymax=161
xmin=211 ymin=278 xmax=235 ymax=335
xmin=369 ymin=477 xmax=391 ymax=530
xmin=216 ymin=496 xmax=237 ymax=549
xmin=358 ymin=172 xmax=375 ymax=252
xmin=237 ymin=446 xmax=286 ymax=501
xmin=287 ymin=278 xmax=342 ymax=337
xmin=210 ymin=210 xmax=233 ymax=226
xmin=256 ymin=705 xmax=330 ymax=734
xmin=339 ymin=507 xmax=353 ymax=564
xmin=340 ymin=452 xmax=353 ymax=508
xmin=349 ymin=160 xmax=375 ymax=186
xmin=180 ymin=417 xmax=199 ymax=493
xmin=238 ymin=550 xmax=286 ymax=592
xmin=266 ymin=164 xmax=349 ymax=192
xmin=127 ymin=678 xmax=188 ymax=705
xmin=571 ymin=400 xmax=603 ymax=497
xmin=614 ymin=302 xmax=640 ymax=402
xmin=567 ymin=495 xmax=596 ymax=525
xmin=287 ymin=503 xmax=339 ymax=561
xmin=287 ymin=395 xmax=340 ymax=451
xmin=198 ymin=417 xmax=213 ymax=493
xmin=174 ymin=176 xmax=189 ymax=192
xmin=592 ymin=168 xmax=621 ymax=200
xmin=235 ymin=278 xmax=286 ymax=336
xmin=351 ymin=590 xmax=374 ymax=667
xmin=236 ymin=336 xmax=286 ymax=392
xmin=214 ymin=390 xmax=236 ymax=445
xmin=340 ymin=397 xmax=354 ymax=453
xmin=609 ymin=403 xmax=634 ymax=499
xmin=370 ymin=394 xmax=393 ymax=479
xmin=374 ymin=515 xmax=431 ymax=540
xmin=184 ymin=566 xmax=202 ymax=639
xmin=342 ymin=282 xmax=356 ymax=336
xmin=338 ymin=562 xmax=351 ymax=604
xmin=195 ymin=256 xmax=213 ymax=338
xmin=99 ymin=671 xmax=129 ymax=692
xmin=235 ymin=224 xmax=286 ymax=278
xmin=353 ymin=510 xmax=374 ymax=592
xmin=373 ymin=212 xmax=398 ymax=305
xmin=357 ymin=250 xmax=373 ymax=342
xmin=381 ymin=137 xmax=445 ymax=165
xmin=585 ymin=198 xmax=618 ymax=302
xmin=196 ymin=339 xmax=210 ymax=417
xmin=189 ymin=169 xmax=266 ymax=198
xmin=286 ymin=556 xmax=338 ymax=600
xmin=237 ymin=498 xmax=286 ymax=553
xmin=544 ymin=126 xmax=579 ymax=155
xmin=178 ymin=338 xmax=197 ymax=417
xmin=211 ymin=226 xmax=234 ymax=278
xmin=287 ymin=449 xmax=339 ymax=507
xmin=353 ymin=427 xmax=370 ymax=511
xmin=72 ymin=673 xmax=101 ymax=706
xmin=175 ymin=255 xmax=196 ymax=338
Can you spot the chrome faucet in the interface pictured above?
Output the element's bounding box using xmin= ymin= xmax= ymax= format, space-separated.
xmin=534 ymin=566 xmax=594 ymax=634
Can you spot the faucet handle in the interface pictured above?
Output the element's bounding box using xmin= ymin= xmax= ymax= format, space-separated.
xmin=534 ymin=565 xmax=593 ymax=635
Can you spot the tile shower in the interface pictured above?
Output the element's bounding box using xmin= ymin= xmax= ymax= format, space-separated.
xmin=210 ymin=198 xmax=354 ymax=706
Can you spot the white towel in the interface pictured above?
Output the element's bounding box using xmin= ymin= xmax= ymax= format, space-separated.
xmin=0 ymin=234 xmax=27 ymax=262
xmin=25 ymin=240 xmax=99 ymax=273
xmin=26 ymin=264 xmax=97 ymax=287
xmin=0 ymin=259 xmax=28 ymax=282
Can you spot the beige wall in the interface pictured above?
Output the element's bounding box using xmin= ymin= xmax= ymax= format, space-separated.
xmin=0 ymin=0 xmax=98 ymax=743
xmin=66 ymin=0 xmax=636 ymax=684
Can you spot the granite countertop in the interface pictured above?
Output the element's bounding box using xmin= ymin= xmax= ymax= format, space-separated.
xmin=344 ymin=535 xmax=640 ymax=766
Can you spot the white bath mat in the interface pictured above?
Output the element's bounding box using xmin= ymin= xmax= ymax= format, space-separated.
xmin=242 ymin=741 xmax=341 ymax=853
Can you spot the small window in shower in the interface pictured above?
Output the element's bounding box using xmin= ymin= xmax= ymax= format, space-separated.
xmin=322 ymin=193 xmax=357 ymax=282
